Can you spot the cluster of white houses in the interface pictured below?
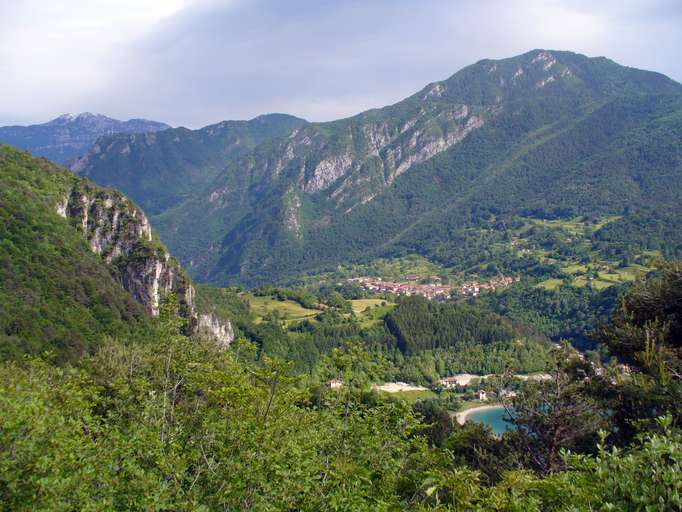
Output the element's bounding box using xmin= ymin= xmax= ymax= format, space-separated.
xmin=439 ymin=376 xmax=489 ymax=400
xmin=349 ymin=274 xmax=520 ymax=300
xmin=459 ymin=275 xmax=521 ymax=297
xmin=348 ymin=277 xmax=452 ymax=300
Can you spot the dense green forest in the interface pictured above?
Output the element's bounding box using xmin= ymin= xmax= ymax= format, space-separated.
xmin=475 ymin=283 xmax=620 ymax=349
xmin=0 ymin=147 xmax=153 ymax=362
xmin=192 ymin=289 xmax=555 ymax=382
xmin=385 ymin=297 xmax=542 ymax=355
xmin=1 ymin=264 xmax=681 ymax=510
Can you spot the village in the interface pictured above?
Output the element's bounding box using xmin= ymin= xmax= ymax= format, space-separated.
xmin=348 ymin=274 xmax=520 ymax=300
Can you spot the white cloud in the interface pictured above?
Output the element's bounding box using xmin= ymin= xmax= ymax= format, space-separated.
xmin=0 ymin=0 xmax=194 ymax=124
xmin=1 ymin=0 xmax=680 ymax=127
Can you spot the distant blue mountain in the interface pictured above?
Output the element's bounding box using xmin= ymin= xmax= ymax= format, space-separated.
xmin=0 ymin=113 xmax=170 ymax=163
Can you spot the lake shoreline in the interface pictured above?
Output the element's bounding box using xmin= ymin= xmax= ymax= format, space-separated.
xmin=455 ymin=404 xmax=505 ymax=425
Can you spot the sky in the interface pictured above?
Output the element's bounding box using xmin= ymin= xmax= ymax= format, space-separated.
xmin=1 ymin=0 xmax=681 ymax=128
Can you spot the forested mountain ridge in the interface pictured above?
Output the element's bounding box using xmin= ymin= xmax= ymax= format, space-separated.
xmin=72 ymin=113 xmax=307 ymax=215
xmin=73 ymin=50 xmax=682 ymax=285
xmin=0 ymin=113 xmax=169 ymax=164
xmin=0 ymin=145 xmax=234 ymax=361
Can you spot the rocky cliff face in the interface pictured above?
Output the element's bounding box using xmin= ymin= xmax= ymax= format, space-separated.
xmin=250 ymin=102 xmax=490 ymax=213
xmin=197 ymin=313 xmax=234 ymax=349
xmin=57 ymin=179 xmax=234 ymax=347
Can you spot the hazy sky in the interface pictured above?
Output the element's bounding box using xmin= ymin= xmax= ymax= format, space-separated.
xmin=2 ymin=0 xmax=681 ymax=128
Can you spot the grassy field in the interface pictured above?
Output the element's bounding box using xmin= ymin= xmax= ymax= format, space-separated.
xmin=536 ymin=278 xmax=564 ymax=290
xmin=572 ymin=276 xmax=589 ymax=288
xmin=561 ymin=264 xmax=588 ymax=274
xmin=244 ymin=294 xmax=320 ymax=323
xmin=350 ymin=299 xmax=395 ymax=327
xmin=591 ymin=279 xmax=614 ymax=290
xmin=349 ymin=298 xmax=389 ymax=314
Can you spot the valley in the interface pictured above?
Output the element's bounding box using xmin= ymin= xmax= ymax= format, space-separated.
xmin=1 ymin=45 xmax=681 ymax=510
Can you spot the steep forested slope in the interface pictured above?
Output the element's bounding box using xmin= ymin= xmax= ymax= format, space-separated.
xmin=0 ymin=146 xmax=150 ymax=360
xmin=73 ymin=113 xmax=306 ymax=215
xmin=74 ymin=50 xmax=682 ymax=285
xmin=0 ymin=146 xmax=235 ymax=361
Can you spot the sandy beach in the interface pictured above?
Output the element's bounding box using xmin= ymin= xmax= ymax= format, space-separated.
xmin=455 ymin=404 xmax=505 ymax=425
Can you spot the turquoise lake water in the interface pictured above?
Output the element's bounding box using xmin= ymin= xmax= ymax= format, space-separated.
xmin=467 ymin=406 xmax=515 ymax=435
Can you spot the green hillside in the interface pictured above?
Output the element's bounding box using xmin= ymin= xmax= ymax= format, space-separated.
xmin=74 ymin=113 xmax=307 ymax=215
xmin=0 ymin=146 xmax=151 ymax=361
xmin=73 ymin=51 xmax=682 ymax=286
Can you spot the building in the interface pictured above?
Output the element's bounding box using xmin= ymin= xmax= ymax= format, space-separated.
xmin=348 ymin=276 xmax=453 ymax=301
xmin=329 ymin=379 xmax=343 ymax=389
xmin=476 ymin=389 xmax=488 ymax=401
xmin=461 ymin=282 xmax=480 ymax=297
xmin=439 ymin=376 xmax=460 ymax=389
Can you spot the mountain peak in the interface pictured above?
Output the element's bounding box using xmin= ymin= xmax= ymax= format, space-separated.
xmin=45 ymin=112 xmax=110 ymax=126
xmin=46 ymin=113 xmax=78 ymax=125
xmin=0 ymin=114 xmax=170 ymax=164
xmin=421 ymin=49 xmax=682 ymax=107
xmin=75 ymin=112 xmax=99 ymax=120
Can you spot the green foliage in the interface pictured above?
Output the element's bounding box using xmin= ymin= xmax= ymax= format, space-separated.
xmin=564 ymin=417 xmax=682 ymax=511
xmin=2 ymin=267 xmax=682 ymax=509
xmin=417 ymin=417 xmax=682 ymax=511
xmin=385 ymin=296 xmax=541 ymax=355
xmin=0 ymin=146 xmax=151 ymax=362
xmin=477 ymin=282 xmax=620 ymax=347
xmin=504 ymin=346 xmax=610 ymax=474
xmin=0 ymin=335 xmax=433 ymax=511
xmin=594 ymin=261 xmax=682 ymax=442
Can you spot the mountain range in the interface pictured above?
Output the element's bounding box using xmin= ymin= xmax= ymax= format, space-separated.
xmin=71 ymin=50 xmax=682 ymax=286
xmin=0 ymin=113 xmax=169 ymax=164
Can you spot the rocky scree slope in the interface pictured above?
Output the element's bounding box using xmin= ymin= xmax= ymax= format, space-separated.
xmin=0 ymin=113 xmax=169 ymax=164
xmin=73 ymin=50 xmax=682 ymax=285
